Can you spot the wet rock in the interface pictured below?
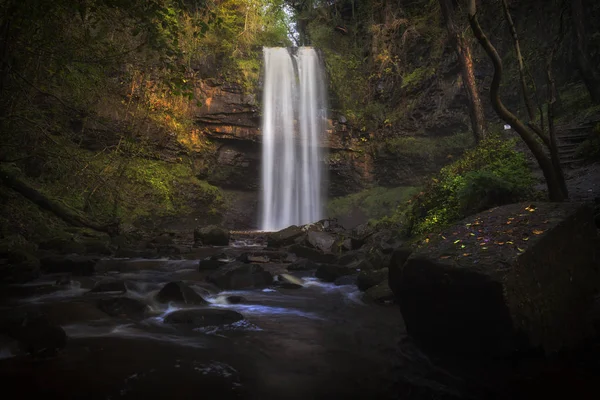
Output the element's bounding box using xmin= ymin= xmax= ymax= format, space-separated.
xmin=54 ymin=274 xmax=72 ymax=286
xmin=288 ymin=244 xmax=337 ymax=264
xmin=388 ymin=246 xmax=413 ymax=296
xmin=338 ymin=250 xmax=364 ymax=266
xmin=156 ymin=281 xmax=207 ymax=305
xmin=287 ymin=259 xmax=318 ymax=271
xmin=41 ymin=301 xmax=110 ymax=324
xmin=393 ymin=202 xmax=600 ymax=358
xmin=267 ymin=225 xmax=305 ymax=247
xmin=306 ymin=231 xmax=337 ymax=253
xmin=0 ymin=249 xmax=40 ymax=283
xmin=334 ymin=275 xmax=357 ymax=286
xmin=163 ymin=308 xmax=244 ymax=327
xmin=276 ymin=273 xmax=304 ymax=289
xmin=114 ymin=247 xmax=158 ymax=258
xmin=364 ymin=280 xmax=394 ymax=304
xmin=226 ymin=295 xmax=246 ymax=304
xmin=198 ymin=259 xmax=228 ymax=270
xmin=315 ymin=263 xmax=355 ymax=282
xmin=194 ymin=225 xmax=230 ymax=246
xmin=89 ymin=279 xmax=128 ymax=293
xmin=38 ymin=236 xmax=86 ymax=255
xmin=40 ymin=255 xmax=99 ymax=276
xmin=206 ymin=262 xmax=273 ymax=290
xmin=97 ymin=297 xmax=149 ymax=318
xmin=0 ymin=313 xmax=67 ymax=357
xmin=357 ymin=268 xmax=389 ymax=292
xmin=80 ymin=238 xmax=113 ymax=255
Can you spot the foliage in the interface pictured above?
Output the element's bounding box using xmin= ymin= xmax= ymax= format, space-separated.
xmin=575 ymin=123 xmax=600 ymax=161
xmin=326 ymin=186 xmax=419 ymax=223
xmin=371 ymin=135 xmax=535 ymax=237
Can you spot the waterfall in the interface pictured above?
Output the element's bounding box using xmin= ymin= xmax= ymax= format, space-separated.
xmin=260 ymin=47 xmax=327 ymax=231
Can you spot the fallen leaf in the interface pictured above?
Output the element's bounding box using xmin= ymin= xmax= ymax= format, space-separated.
xmin=518 ymin=247 xmax=525 ymax=252
xmin=532 ymin=229 xmax=544 ymax=235
xmin=507 ymin=241 xmax=514 ymax=244
xmin=440 ymin=255 xmax=450 ymax=259
xmin=469 ymin=233 xmax=475 ymax=236
xmin=481 ymin=247 xmax=488 ymax=250
xmin=497 ymin=242 xmax=505 ymax=245
xmin=460 ymin=244 xmax=466 ymax=249
xmin=462 ymin=253 xmax=471 ymax=256
xmin=454 ymin=239 xmax=461 ymax=244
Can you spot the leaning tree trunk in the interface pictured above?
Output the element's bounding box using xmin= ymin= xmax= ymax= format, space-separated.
xmin=0 ymin=167 xmax=120 ymax=235
xmin=439 ymin=0 xmax=486 ymax=143
xmin=571 ymin=0 xmax=600 ymax=103
xmin=467 ymin=0 xmax=566 ymax=202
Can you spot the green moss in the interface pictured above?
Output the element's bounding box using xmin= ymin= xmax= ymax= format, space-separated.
xmin=327 ymin=186 xmax=419 ymax=222
xmin=401 ymin=66 xmax=435 ymax=90
xmin=376 ymin=131 xmax=474 ymax=157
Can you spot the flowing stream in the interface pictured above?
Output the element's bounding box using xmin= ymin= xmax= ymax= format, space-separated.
xmin=260 ymin=47 xmax=327 ymax=231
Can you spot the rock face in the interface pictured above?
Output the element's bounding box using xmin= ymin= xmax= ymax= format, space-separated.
xmin=156 ymin=282 xmax=208 ymax=305
xmin=0 ymin=314 xmax=67 ymax=357
xmin=391 ymin=202 xmax=600 ymax=358
xmin=194 ymin=225 xmax=230 ymax=246
xmin=206 ymin=262 xmax=273 ymax=290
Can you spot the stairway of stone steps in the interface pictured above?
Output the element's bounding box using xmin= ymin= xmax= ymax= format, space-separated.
xmin=556 ymin=120 xmax=598 ymax=168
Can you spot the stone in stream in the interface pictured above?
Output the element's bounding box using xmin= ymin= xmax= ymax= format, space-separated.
xmin=198 ymin=258 xmax=228 ymax=271
xmin=276 ymin=273 xmax=305 ymax=289
xmin=163 ymin=308 xmax=244 ymax=327
xmin=0 ymin=313 xmax=67 ymax=357
xmin=287 ymin=258 xmax=317 ymax=271
xmin=206 ymin=261 xmax=273 ymax=290
xmin=266 ymin=225 xmax=305 ymax=248
xmin=97 ymin=297 xmax=150 ymax=318
xmin=155 ymin=281 xmax=207 ymax=305
xmin=306 ymin=230 xmax=337 ymax=253
xmin=287 ymin=244 xmax=337 ymax=264
xmin=315 ymin=263 xmax=356 ymax=282
xmin=89 ymin=279 xmax=128 ymax=293
xmin=356 ymin=268 xmax=389 ymax=292
xmin=392 ymin=202 xmax=600 ymax=358
xmin=225 ymin=295 xmax=246 ymax=304
xmin=193 ymin=225 xmax=230 ymax=246
xmin=334 ymin=275 xmax=357 ymax=286
xmin=364 ymin=280 xmax=394 ymax=304
xmin=40 ymin=255 xmax=99 ymax=276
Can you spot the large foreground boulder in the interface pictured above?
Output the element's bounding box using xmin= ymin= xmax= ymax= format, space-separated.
xmin=391 ymin=202 xmax=600 ymax=358
xmin=194 ymin=225 xmax=230 ymax=246
xmin=206 ymin=262 xmax=273 ymax=290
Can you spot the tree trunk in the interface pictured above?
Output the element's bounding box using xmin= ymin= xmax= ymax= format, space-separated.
xmin=439 ymin=0 xmax=486 ymax=143
xmin=467 ymin=0 xmax=566 ymax=202
xmin=500 ymin=0 xmax=536 ymax=122
xmin=571 ymin=0 xmax=600 ymax=103
xmin=0 ymin=167 xmax=120 ymax=235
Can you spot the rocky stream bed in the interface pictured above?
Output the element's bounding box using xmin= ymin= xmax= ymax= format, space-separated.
xmin=1 ymin=211 xmax=599 ymax=399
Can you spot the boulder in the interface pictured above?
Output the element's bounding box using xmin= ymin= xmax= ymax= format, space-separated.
xmin=306 ymin=231 xmax=337 ymax=253
xmin=334 ymin=275 xmax=357 ymax=286
xmin=0 ymin=250 xmax=40 ymax=283
xmin=89 ymin=279 xmax=128 ymax=293
xmin=276 ymin=273 xmax=304 ymax=289
xmin=40 ymin=255 xmax=99 ymax=276
xmin=287 ymin=259 xmax=318 ymax=271
xmin=392 ymin=202 xmax=600 ymax=358
xmin=38 ymin=237 xmax=86 ymax=254
xmin=194 ymin=225 xmax=230 ymax=246
xmin=198 ymin=259 xmax=228 ymax=270
xmin=156 ymin=281 xmax=207 ymax=305
xmin=164 ymin=308 xmax=244 ymax=327
xmin=0 ymin=313 xmax=67 ymax=357
xmin=315 ymin=263 xmax=356 ymax=282
xmin=226 ymin=295 xmax=246 ymax=304
xmin=337 ymin=250 xmax=365 ymax=266
xmin=364 ymin=280 xmax=394 ymax=304
xmin=288 ymin=244 xmax=337 ymax=264
xmin=97 ymin=297 xmax=149 ymax=318
xmin=356 ymin=268 xmax=389 ymax=292
xmin=267 ymin=225 xmax=305 ymax=248
xmin=206 ymin=262 xmax=273 ymax=290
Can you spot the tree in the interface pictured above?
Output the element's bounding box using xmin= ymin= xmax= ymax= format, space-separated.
xmin=570 ymin=0 xmax=600 ymax=103
xmin=438 ymin=0 xmax=486 ymax=144
xmin=466 ymin=0 xmax=568 ymax=201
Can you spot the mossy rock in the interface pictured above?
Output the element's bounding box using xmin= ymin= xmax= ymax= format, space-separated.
xmin=193 ymin=225 xmax=230 ymax=246
xmin=80 ymin=238 xmax=113 ymax=255
xmin=0 ymin=249 xmax=40 ymax=283
xmin=38 ymin=236 xmax=86 ymax=255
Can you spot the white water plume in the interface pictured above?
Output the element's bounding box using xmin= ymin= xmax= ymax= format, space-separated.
xmin=260 ymin=47 xmax=328 ymax=231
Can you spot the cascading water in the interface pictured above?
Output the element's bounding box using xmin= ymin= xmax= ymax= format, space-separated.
xmin=260 ymin=47 xmax=328 ymax=231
